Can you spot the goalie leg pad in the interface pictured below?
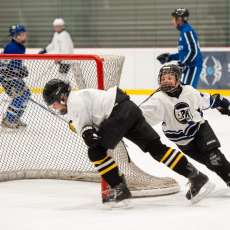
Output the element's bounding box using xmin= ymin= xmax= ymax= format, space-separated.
xmin=1 ymin=78 xmax=29 ymax=97
xmin=5 ymin=87 xmax=31 ymax=123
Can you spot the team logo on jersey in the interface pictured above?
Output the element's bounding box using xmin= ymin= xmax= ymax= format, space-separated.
xmin=174 ymin=102 xmax=193 ymax=124
xmin=200 ymin=56 xmax=222 ymax=85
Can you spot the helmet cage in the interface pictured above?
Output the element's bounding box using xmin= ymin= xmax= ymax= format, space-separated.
xmin=158 ymin=65 xmax=181 ymax=92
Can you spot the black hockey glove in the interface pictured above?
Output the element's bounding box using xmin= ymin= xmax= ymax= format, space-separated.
xmin=178 ymin=62 xmax=186 ymax=71
xmin=38 ymin=48 xmax=47 ymax=54
xmin=211 ymin=94 xmax=230 ymax=116
xmin=82 ymin=126 xmax=102 ymax=148
xmin=156 ymin=53 xmax=170 ymax=64
xmin=217 ymin=107 xmax=230 ymax=116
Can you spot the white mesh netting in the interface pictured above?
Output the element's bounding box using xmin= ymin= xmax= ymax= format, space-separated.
xmin=0 ymin=54 xmax=179 ymax=197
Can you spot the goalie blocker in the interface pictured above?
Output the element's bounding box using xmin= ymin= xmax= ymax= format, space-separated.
xmin=43 ymin=79 xmax=214 ymax=205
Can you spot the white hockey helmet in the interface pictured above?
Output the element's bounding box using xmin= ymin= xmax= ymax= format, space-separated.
xmin=53 ymin=18 xmax=65 ymax=26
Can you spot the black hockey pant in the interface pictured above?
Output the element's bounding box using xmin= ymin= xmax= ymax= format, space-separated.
xmin=92 ymin=89 xmax=180 ymax=164
xmin=88 ymin=89 xmax=194 ymax=187
xmin=178 ymin=120 xmax=230 ymax=184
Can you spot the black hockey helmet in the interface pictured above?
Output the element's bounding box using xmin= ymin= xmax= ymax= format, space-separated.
xmin=171 ymin=8 xmax=189 ymax=21
xmin=43 ymin=79 xmax=71 ymax=106
xmin=158 ymin=64 xmax=182 ymax=92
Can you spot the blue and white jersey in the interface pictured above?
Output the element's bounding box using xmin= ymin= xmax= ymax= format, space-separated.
xmin=0 ymin=39 xmax=26 ymax=77
xmin=141 ymin=85 xmax=211 ymax=145
xmin=3 ymin=39 xmax=25 ymax=68
xmin=169 ymin=23 xmax=203 ymax=67
xmin=4 ymin=39 xmax=26 ymax=54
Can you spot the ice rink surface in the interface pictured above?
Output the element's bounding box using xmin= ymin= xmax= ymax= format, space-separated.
xmin=0 ymin=96 xmax=230 ymax=230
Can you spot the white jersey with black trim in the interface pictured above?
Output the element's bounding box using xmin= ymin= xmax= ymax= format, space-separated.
xmin=67 ymin=86 xmax=117 ymax=135
xmin=141 ymin=85 xmax=211 ymax=145
xmin=46 ymin=30 xmax=74 ymax=54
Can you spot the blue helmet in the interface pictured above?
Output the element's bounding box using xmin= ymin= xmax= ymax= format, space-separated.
xmin=9 ymin=24 xmax=27 ymax=37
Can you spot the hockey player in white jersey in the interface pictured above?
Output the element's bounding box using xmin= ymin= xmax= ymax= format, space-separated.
xmin=141 ymin=64 xmax=230 ymax=191
xmin=43 ymin=79 xmax=214 ymax=205
xmin=39 ymin=18 xmax=74 ymax=75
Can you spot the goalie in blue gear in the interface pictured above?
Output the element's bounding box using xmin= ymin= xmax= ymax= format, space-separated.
xmin=0 ymin=24 xmax=31 ymax=129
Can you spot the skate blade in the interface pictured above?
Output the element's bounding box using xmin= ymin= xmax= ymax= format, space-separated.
xmin=103 ymin=199 xmax=132 ymax=210
xmin=0 ymin=125 xmax=26 ymax=133
xmin=191 ymin=181 xmax=215 ymax=204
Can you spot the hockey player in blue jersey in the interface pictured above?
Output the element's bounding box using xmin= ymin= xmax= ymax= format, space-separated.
xmin=157 ymin=8 xmax=203 ymax=88
xmin=0 ymin=24 xmax=31 ymax=129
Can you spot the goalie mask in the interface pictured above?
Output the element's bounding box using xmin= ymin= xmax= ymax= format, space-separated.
xmin=43 ymin=79 xmax=71 ymax=106
xmin=158 ymin=64 xmax=182 ymax=93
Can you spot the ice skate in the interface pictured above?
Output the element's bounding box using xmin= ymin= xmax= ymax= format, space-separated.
xmin=1 ymin=117 xmax=19 ymax=129
xmin=186 ymin=172 xmax=215 ymax=204
xmin=1 ymin=117 xmax=27 ymax=129
xmin=102 ymin=177 xmax=132 ymax=209
xmin=17 ymin=119 xmax=27 ymax=128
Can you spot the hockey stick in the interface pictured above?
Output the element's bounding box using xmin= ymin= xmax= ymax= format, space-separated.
xmin=29 ymin=98 xmax=76 ymax=133
xmin=137 ymin=88 xmax=160 ymax=107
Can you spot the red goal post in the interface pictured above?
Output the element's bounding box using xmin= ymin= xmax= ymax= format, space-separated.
xmin=0 ymin=54 xmax=105 ymax=89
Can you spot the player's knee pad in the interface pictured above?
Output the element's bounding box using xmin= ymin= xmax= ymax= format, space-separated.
xmin=12 ymin=88 xmax=30 ymax=107
xmin=87 ymin=146 xmax=108 ymax=162
xmin=204 ymin=149 xmax=230 ymax=183
xmin=146 ymin=138 xmax=169 ymax=160
xmin=205 ymin=149 xmax=229 ymax=169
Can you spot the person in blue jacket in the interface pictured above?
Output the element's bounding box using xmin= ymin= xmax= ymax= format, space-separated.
xmin=0 ymin=24 xmax=31 ymax=129
xmin=157 ymin=8 xmax=203 ymax=88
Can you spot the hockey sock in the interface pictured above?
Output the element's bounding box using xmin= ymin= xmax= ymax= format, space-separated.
xmin=92 ymin=155 xmax=122 ymax=188
xmin=160 ymin=147 xmax=198 ymax=178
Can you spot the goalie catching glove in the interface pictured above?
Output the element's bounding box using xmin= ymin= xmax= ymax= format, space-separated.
xmin=156 ymin=53 xmax=171 ymax=64
xmin=82 ymin=126 xmax=102 ymax=148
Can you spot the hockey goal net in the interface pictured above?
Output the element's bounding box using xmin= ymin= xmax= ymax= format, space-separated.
xmin=0 ymin=54 xmax=179 ymax=197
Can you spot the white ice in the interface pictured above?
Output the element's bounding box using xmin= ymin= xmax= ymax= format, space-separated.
xmin=0 ymin=96 xmax=230 ymax=230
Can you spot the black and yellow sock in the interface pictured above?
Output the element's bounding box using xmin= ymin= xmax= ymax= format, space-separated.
xmin=93 ymin=155 xmax=122 ymax=187
xmin=160 ymin=147 xmax=196 ymax=178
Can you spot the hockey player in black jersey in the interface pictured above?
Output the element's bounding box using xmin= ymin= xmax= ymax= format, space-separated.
xmin=141 ymin=64 xmax=230 ymax=189
xmin=42 ymin=79 xmax=214 ymax=206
